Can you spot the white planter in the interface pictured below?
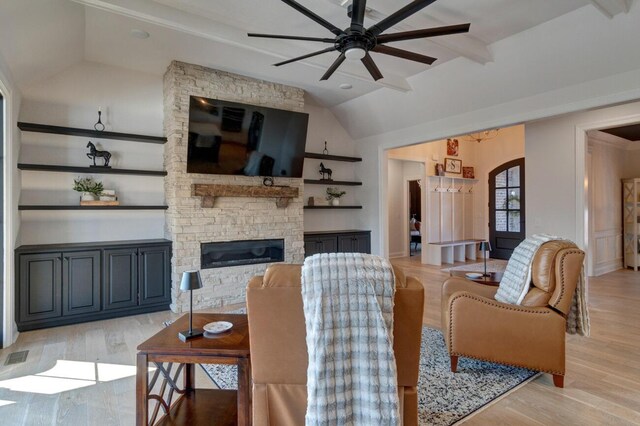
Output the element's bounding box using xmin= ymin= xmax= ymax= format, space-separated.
xmin=80 ymin=192 xmax=97 ymax=201
xmin=331 ymin=198 xmax=340 ymax=206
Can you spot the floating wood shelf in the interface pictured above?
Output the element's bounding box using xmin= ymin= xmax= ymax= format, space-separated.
xmin=18 ymin=163 xmax=167 ymax=177
xmin=192 ymin=184 xmax=299 ymax=208
xmin=304 ymin=179 xmax=362 ymax=186
xmin=304 ymin=152 xmax=362 ymax=162
xmin=18 ymin=122 xmax=167 ymax=144
xmin=19 ymin=205 xmax=168 ymax=211
xmin=304 ymin=205 xmax=363 ymax=209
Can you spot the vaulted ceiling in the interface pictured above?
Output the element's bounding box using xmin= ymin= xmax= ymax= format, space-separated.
xmin=1 ymin=0 xmax=622 ymax=107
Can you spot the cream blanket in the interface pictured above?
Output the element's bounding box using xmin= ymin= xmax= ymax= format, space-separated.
xmin=302 ymin=253 xmax=400 ymax=426
xmin=495 ymin=234 xmax=590 ymax=336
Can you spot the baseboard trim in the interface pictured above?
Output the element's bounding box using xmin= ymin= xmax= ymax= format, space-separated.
xmin=594 ymin=259 xmax=623 ymax=276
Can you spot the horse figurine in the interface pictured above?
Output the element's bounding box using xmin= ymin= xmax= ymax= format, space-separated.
xmin=87 ymin=142 xmax=112 ymax=168
xmin=319 ymin=162 xmax=332 ymax=181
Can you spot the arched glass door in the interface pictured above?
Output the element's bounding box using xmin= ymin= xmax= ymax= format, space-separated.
xmin=489 ymin=158 xmax=525 ymax=259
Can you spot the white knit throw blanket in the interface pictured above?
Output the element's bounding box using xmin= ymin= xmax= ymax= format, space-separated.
xmin=495 ymin=234 xmax=590 ymax=336
xmin=302 ymin=253 xmax=400 ymax=426
xmin=495 ymin=234 xmax=558 ymax=305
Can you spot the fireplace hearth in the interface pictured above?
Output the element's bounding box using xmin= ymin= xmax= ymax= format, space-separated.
xmin=201 ymin=239 xmax=285 ymax=269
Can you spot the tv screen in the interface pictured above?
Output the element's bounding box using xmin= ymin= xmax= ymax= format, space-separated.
xmin=187 ymin=96 xmax=309 ymax=177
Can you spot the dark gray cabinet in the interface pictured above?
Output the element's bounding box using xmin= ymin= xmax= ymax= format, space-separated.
xmin=18 ymin=253 xmax=62 ymax=323
xmin=63 ymin=250 xmax=100 ymax=316
xmin=304 ymin=235 xmax=339 ymax=257
xmin=304 ymin=230 xmax=371 ymax=257
xmin=16 ymin=239 xmax=171 ymax=331
xmin=139 ymin=245 xmax=171 ymax=306
xmin=104 ymin=248 xmax=138 ymax=310
xmin=338 ymin=233 xmax=371 ymax=254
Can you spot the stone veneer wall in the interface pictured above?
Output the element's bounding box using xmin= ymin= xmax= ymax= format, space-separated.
xmin=163 ymin=61 xmax=305 ymax=312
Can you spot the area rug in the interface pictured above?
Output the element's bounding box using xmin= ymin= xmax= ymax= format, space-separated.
xmin=441 ymin=259 xmax=508 ymax=273
xmin=200 ymin=321 xmax=537 ymax=425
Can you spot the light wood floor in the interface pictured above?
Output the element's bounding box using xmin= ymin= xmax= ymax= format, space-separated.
xmin=0 ymin=256 xmax=638 ymax=425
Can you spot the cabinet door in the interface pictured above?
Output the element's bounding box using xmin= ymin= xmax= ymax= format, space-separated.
xmin=353 ymin=233 xmax=371 ymax=254
xmin=304 ymin=235 xmax=338 ymax=257
xmin=19 ymin=253 xmax=62 ymax=322
xmin=103 ymin=248 xmax=138 ymax=310
xmin=62 ymin=251 xmax=101 ymax=316
xmin=338 ymin=233 xmax=371 ymax=254
xmin=138 ymin=245 xmax=171 ymax=306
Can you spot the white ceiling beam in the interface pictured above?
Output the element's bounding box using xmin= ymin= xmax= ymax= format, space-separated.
xmin=588 ymin=0 xmax=633 ymax=18
xmin=70 ymin=0 xmax=411 ymax=92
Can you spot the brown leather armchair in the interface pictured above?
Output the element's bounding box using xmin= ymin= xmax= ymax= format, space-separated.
xmin=442 ymin=240 xmax=585 ymax=388
xmin=247 ymin=264 xmax=424 ymax=426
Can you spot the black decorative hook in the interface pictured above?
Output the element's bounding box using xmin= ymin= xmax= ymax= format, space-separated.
xmin=94 ymin=109 xmax=105 ymax=132
xmin=323 ymin=141 xmax=328 ymax=155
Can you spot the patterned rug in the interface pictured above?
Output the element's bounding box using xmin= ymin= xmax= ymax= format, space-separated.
xmin=441 ymin=259 xmax=508 ymax=273
xmin=200 ymin=321 xmax=537 ymax=425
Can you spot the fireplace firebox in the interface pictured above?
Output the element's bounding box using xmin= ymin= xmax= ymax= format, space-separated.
xmin=201 ymin=239 xmax=284 ymax=269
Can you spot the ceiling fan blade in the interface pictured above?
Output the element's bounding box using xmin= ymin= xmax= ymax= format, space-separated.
xmin=320 ymin=53 xmax=346 ymax=81
xmin=361 ymin=53 xmax=383 ymax=81
xmin=369 ymin=0 xmax=438 ymax=37
xmin=248 ymin=33 xmax=336 ymax=43
xmin=376 ymin=23 xmax=470 ymax=43
xmin=274 ymin=47 xmax=337 ymax=67
xmin=280 ymin=0 xmax=344 ymax=36
xmin=351 ymin=0 xmax=367 ymax=32
xmin=372 ymin=45 xmax=436 ymax=65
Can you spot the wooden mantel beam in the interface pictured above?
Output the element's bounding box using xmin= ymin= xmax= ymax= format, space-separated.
xmin=192 ymin=184 xmax=299 ymax=208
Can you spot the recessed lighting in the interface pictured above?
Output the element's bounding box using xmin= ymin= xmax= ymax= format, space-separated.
xmin=130 ymin=29 xmax=150 ymax=39
xmin=339 ymin=83 xmax=353 ymax=90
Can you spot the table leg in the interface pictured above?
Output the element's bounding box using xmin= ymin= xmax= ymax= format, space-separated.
xmin=136 ymin=352 xmax=149 ymax=426
xmin=237 ymin=357 xmax=252 ymax=426
xmin=184 ymin=363 xmax=195 ymax=391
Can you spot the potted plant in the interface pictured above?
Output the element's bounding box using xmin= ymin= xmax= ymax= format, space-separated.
xmin=73 ymin=177 xmax=104 ymax=202
xmin=326 ymin=187 xmax=346 ymax=206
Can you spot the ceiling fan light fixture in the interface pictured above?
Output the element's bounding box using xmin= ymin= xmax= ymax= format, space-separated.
xmin=345 ymin=47 xmax=366 ymax=61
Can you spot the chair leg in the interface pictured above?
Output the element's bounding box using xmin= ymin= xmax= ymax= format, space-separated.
xmin=450 ymin=356 xmax=458 ymax=373
xmin=552 ymin=374 xmax=564 ymax=388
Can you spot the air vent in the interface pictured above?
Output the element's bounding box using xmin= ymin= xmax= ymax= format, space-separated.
xmin=4 ymin=350 xmax=29 ymax=365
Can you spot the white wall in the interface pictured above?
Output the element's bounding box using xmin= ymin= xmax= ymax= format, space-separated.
xmin=18 ymin=61 xmax=166 ymax=244
xmin=526 ymin=100 xmax=640 ymax=252
xmin=302 ymin=100 xmax=361 ymax=232
xmin=0 ymin=51 xmax=22 ymax=347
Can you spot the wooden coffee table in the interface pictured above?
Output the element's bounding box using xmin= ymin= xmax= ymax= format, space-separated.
xmin=136 ymin=313 xmax=251 ymax=426
xmin=449 ymin=270 xmax=503 ymax=286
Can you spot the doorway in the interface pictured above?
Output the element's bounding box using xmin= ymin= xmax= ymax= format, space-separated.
xmin=408 ymin=179 xmax=422 ymax=255
xmin=489 ymin=158 xmax=525 ymax=259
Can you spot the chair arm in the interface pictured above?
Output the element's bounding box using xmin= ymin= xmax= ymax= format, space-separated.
xmin=441 ymin=277 xmax=497 ymax=332
xmin=446 ymin=291 xmax=567 ymax=374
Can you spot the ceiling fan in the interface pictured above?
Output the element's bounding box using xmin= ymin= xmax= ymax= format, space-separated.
xmin=248 ymin=0 xmax=470 ymax=81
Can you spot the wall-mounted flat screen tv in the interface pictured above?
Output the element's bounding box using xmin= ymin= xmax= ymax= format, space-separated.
xmin=187 ymin=96 xmax=309 ymax=177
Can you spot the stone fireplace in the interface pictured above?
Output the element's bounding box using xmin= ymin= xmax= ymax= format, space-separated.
xmin=163 ymin=61 xmax=305 ymax=312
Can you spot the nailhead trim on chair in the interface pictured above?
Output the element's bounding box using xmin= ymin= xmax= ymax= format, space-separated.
xmin=447 ymin=293 xmax=564 ymax=376
xmin=550 ymin=249 xmax=583 ymax=311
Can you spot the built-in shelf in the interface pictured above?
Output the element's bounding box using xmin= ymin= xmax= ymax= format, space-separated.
xmin=304 ymin=205 xmax=363 ymax=209
xmin=18 ymin=122 xmax=167 ymax=144
xmin=18 ymin=163 xmax=167 ymax=177
xmin=304 ymin=152 xmax=362 ymax=162
xmin=19 ymin=205 xmax=168 ymax=211
xmin=304 ymin=179 xmax=362 ymax=186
